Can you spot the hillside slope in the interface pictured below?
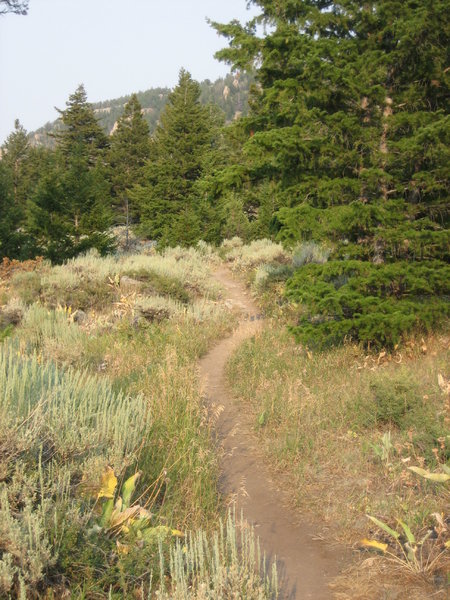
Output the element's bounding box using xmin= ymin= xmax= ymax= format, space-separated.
xmin=30 ymin=71 xmax=253 ymax=147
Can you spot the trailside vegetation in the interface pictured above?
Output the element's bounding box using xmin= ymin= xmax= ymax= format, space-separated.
xmin=0 ymin=245 xmax=277 ymax=598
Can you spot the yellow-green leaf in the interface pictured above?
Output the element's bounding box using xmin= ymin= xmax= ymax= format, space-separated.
xmin=408 ymin=466 xmax=450 ymax=483
xmin=367 ymin=515 xmax=399 ymax=540
xmin=97 ymin=466 xmax=117 ymax=499
xmin=444 ymin=540 xmax=450 ymax=549
xmin=398 ymin=520 xmax=416 ymax=545
xmin=361 ymin=538 xmax=388 ymax=553
xmin=121 ymin=471 xmax=141 ymax=509
xmin=171 ymin=529 xmax=184 ymax=537
xmin=100 ymin=498 xmax=114 ymax=527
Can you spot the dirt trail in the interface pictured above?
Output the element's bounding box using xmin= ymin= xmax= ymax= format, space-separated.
xmin=199 ymin=266 xmax=347 ymax=600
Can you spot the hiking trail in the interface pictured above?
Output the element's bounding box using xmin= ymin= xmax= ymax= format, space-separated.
xmin=199 ymin=266 xmax=347 ymax=600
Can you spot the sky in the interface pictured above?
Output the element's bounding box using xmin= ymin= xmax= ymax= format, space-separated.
xmin=0 ymin=0 xmax=257 ymax=144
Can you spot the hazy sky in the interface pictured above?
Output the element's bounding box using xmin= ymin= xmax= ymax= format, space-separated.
xmin=0 ymin=0 xmax=256 ymax=143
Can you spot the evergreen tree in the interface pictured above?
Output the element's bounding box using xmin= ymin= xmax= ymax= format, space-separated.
xmin=54 ymin=84 xmax=108 ymax=164
xmin=1 ymin=119 xmax=30 ymax=208
xmin=0 ymin=161 xmax=31 ymax=259
xmin=108 ymin=94 xmax=150 ymax=241
xmin=25 ymin=154 xmax=75 ymax=262
xmin=212 ymin=1 xmax=449 ymax=347
xmin=0 ymin=120 xmax=41 ymax=259
xmin=26 ymin=85 xmax=113 ymax=261
xmin=56 ymin=84 xmax=111 ymax=236
xmin=131 ymin=70 xmax=218 ymax=246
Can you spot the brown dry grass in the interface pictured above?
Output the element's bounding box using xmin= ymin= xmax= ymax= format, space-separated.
xmin=227 ymin=323 xmax=449 ymax=598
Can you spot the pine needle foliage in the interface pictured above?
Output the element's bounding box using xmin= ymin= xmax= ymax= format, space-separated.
xmin=132 ymin=70 xmax=220 ymax=246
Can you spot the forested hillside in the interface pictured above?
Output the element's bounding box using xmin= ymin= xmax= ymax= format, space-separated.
xmin=2 ymin=0 xmax=447 ymax=348
xmin=29 ymin=72 xmax=253 ymax=147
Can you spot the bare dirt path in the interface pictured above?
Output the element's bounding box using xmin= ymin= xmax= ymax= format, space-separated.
xmin=199 ymin=266 xmax=348 ymax=599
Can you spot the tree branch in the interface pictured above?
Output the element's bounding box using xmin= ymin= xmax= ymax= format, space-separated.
xmin=0 ymin=0 xmax=29 ymax=16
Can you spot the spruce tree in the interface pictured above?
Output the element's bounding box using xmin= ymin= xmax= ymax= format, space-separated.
xmin=212 ymin=1 xmax=449 ymax=347
xmin=54 ymin=84 xmax=108 ymax=164
xmin=108 ymin=94 xmax=150 ymax=241
xmin=0 ymin=161 xmax=31 ymax=259
xmin=26 ymin=85 xmax=113 ymax=261
xmin=59 ymin=85 xmax=111 ymax=233
xmin=131 ymin=70 xmax=217 ymax=246
xmin=1 ymin=119 xmax=30 ymax=209
xmin=0 ymin=120 xmax=41 ymax=259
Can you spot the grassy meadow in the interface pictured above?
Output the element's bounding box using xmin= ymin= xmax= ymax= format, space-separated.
xmin=0 ymin=245 xmax=277 ymax=599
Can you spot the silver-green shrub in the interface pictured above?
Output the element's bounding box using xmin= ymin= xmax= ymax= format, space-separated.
xmin=292 ymin=242 xmax=330 ymax=268
xmin=0 ymin=340 xmax=150 ymax=470
xmin=155 ymin=512 xmax=278 ymax=599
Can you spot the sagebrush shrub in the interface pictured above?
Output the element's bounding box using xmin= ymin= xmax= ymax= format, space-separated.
xmin=292 ymin=242 xmax=330 ymax=268
xmin=9 ymin=271 xmax=41 ymax=305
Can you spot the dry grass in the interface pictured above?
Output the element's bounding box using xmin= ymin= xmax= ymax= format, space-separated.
xmin=221 ymin=238 xmax=290 ymax=272
xmin=227 ymin=324 xmax=449 ymax=597
xmin=330 ymin=557 xmax=448 ymax=600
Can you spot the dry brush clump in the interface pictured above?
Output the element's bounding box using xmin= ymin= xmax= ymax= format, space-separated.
xmin=221 ymin=238 xmax=290 ymax=272
xmin=3 ymin=244 xmax=220 ymax=320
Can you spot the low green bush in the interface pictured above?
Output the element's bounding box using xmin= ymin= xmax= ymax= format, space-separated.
xmin=352 ymin=370 xmax=448 ymax=462
xmin=285 ymin=260 xmax=450 ymax=349
xmin=40 ymin=274 xmax=116 ymax=311
xmin=370 ymin=377 xmax=423 ymax=428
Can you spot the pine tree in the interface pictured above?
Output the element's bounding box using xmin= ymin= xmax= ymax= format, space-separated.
xmin=0 ymin=120 xmax=41 ymax=259
xmin=54 ymin=84 xmax=108 ymax=165
xmin=25 ymin=154 xmax=75 ymax=262
xmin=108 ymin=94 xmax=150 ymax=242
xmin=0 ymin=161 xmax=31 ymax=259
xmin=131 ymin=70 xmax=218 ymax=246
xmin=56 ymin=85 xmax=111 ymax=237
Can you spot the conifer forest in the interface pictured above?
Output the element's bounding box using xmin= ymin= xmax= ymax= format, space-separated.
xmin=0 ymin=1 xmax=449 ymax=599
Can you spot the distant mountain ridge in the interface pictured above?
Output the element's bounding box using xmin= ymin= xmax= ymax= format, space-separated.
xmin=30 ymin=72 xmax=253 ymax=147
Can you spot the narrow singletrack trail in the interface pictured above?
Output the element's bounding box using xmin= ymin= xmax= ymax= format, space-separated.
xmin=199 ymin=266 xmax=347 ymax=600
